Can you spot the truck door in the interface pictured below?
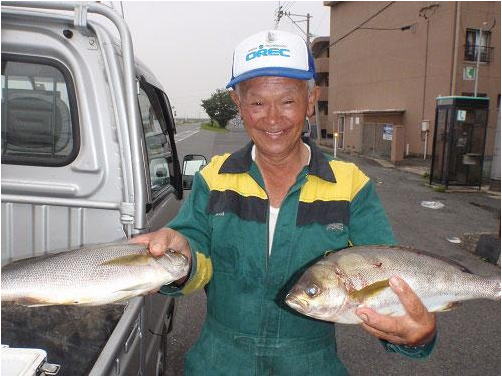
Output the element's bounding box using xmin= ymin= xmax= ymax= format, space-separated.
xmin=136 ymin=79 xmax=182 ymax=232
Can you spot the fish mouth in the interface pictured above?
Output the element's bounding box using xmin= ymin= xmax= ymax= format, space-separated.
xmin=285 ymin=293 xmax=310 ymax=314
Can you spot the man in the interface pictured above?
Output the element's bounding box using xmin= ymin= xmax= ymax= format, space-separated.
xmin=133 ymin=30 xmax=436 ymax=375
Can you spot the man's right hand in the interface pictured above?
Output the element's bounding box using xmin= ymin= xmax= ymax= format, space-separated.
xmin=130 ymin=228 xmax=192 ymax=285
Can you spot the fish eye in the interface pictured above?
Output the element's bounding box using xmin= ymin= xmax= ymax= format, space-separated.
xmin=305 ymin=285 xmax=319 ymax=297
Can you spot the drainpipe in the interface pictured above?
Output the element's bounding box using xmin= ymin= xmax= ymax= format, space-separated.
xmin=450 ymin=2 xmax=461 ymax=95
xmin=421 ymin=17 xmax=430 ymax=159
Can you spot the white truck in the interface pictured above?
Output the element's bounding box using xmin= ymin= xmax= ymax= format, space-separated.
xmin=1 ymin=2 xmax=204 ymax=375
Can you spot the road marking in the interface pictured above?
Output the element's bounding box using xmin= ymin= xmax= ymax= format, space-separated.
xmin=175 ymin=129 xmax=199 ymax=142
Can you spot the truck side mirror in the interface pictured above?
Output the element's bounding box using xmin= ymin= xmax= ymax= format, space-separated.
xmin=182 ymin=154 xmax=207 ymax=190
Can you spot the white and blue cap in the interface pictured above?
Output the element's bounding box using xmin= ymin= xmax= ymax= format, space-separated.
xmin=226 ymin=30 xmax=315 ymax=89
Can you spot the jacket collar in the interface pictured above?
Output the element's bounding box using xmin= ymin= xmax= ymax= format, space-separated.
xmin=219 ymin=138 xmax=337 ymax=183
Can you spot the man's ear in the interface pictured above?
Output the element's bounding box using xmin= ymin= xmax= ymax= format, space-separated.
xmin=230 ymin=90 xmax=241 ymax=109
xmin=307 ymin=86 xmax=320 ymax=117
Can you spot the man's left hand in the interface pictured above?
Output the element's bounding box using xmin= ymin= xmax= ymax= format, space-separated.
xmin=355 ymin=276 xmax=436 ymax=346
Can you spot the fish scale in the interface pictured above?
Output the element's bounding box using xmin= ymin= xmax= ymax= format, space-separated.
xmin=1 ymin=243 xmax=189 ymax=306
xmin=285 ymin=245 xmax=501 ymax=324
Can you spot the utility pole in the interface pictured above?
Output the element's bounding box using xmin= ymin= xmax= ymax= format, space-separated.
xmin=275 ymin=3 xmax=283 ymax=29
xmin=284 ymin=11 xmax=312 ymax=46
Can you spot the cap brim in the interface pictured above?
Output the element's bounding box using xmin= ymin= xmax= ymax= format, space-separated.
xmin=226 ymin=67 xmax=314 ymax=89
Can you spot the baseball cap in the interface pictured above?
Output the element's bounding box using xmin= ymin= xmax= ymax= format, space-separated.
xmin=226 ymin=30 xmax=315 ymax=89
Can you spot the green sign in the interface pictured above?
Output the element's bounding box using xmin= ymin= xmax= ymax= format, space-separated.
xmin=463 ymin=66 xmax=476 ymax=81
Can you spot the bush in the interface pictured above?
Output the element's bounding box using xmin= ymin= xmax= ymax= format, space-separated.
xmin=201 ymin=89 xmax=238 ymax=129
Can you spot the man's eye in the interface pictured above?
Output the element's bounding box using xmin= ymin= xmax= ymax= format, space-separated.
xmin=283 ymin=100 xmax=294 ymax=104
xmin=251 ymin=102 xmax=263 ymax=106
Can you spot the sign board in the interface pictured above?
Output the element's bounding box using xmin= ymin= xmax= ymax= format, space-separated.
xmin=457 ymin=109 xmax=467 ymax=122
xmin=383 ymin=124 xmax=393 ymax=141
xmin=463 ymin=66 xmax=476 ymax=81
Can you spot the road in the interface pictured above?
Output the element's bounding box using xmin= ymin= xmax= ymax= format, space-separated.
xmin=165 ymin=124 xmax=500 ymax=376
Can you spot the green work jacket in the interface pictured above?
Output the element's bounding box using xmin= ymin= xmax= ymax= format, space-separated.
xmin=161 ymin=140 xmax=434 ymax=375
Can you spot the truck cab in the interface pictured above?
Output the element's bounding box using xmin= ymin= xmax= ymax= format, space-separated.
xmin=1 ymin=2 xmax=190 ymax=375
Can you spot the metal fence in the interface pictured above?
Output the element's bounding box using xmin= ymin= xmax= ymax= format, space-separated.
xmin=361 ymin=123 xmax=392 ymax=158
xmin=464 ymin=44 xmax=494 ymax=63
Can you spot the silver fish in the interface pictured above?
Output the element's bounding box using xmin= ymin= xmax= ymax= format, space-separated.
xmin=285 ymin=245 xmax=500 ymax=324
xmin=1 ymin=243 xmax=189 ymax=306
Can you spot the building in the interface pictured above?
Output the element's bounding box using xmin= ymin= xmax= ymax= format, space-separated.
xmin=310 ymin=36 xmax=330 ymax=140
xmin=322 ymin=1 xmax=500 ymax=185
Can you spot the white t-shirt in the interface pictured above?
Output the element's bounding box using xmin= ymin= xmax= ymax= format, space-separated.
xmin=268 ymin=206 xmax=280 ymax=256
xmin=251 ymin=143 xmax=311 ymax=256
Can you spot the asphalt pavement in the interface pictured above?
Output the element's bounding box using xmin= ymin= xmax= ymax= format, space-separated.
xmin=165 ymin=125 xmax=501 ymax=376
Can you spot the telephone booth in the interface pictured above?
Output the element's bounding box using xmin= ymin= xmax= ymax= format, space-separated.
xmin=430 ymin=96 xmax=489 ymax=189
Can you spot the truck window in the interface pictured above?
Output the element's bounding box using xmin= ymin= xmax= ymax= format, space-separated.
xmin=1 ymin=55 xmax=79 ymax=166
xmin=137 ymin=85 xmax=174 ymax=201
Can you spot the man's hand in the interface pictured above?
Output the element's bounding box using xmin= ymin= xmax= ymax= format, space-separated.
xmin=130 ymin=228 xmax=192 ymax=285
xmin=355 ymin=276 xmax=436 ymax=346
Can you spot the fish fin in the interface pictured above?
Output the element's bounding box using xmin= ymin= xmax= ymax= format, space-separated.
xmin=25 ymin=303 xmax=53 ymax=308
xmin=437 ymin=301 xmax=461 ymax=312
xmin=349 ymin=279 xmax=390 ymax=302
xmin=387 ymin=246 xmax=472 ymax=274
xmin=324 ymin=250 xmax=335 ymax=257
xmin=101 ymin=254 xmax=152 ymax=266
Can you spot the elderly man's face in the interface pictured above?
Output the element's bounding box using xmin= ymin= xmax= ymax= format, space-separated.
xmin=231 ymin=77 xmax=318 ymax=159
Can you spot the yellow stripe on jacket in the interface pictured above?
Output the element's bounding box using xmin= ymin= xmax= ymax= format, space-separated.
xmin=299 ymin=161 xmax=369 ymax=203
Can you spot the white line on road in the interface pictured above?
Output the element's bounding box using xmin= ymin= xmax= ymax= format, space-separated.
xmin=175 ymin=129 xmax=199 ymax=142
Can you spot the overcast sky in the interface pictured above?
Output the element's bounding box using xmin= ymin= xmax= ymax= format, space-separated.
xmin=122 ymin=1 xmax=330 ymax=118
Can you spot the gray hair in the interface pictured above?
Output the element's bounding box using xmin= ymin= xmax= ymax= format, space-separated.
xmin=307 ymin=79 xmax=315 ymax=94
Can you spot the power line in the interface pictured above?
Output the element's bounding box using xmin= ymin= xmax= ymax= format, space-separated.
xmin=359 ymin=24 xmax=416 ymax=31
xmin=286 ymin=13 xmax=308 ymax=38
xmin=282 ymin=1 xmax=295 ymax=13
xmin=318 ymin=2 xmax=395 ymax=55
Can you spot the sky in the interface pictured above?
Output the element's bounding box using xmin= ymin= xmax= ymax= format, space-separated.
xmin=121 ymin=1 xmax=331 ymax=118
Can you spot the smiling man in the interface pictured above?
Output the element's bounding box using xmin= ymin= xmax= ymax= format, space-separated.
xmin=133 ymin=30 xmax=436 ymax=375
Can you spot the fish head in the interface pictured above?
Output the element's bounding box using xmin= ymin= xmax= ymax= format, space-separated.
xmin=285 ymin=261 xmax=347 ymax=322
xmin=155 ymin=249 xmax=190 ymax=279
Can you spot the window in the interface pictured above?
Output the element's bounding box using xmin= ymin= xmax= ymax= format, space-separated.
xmin=465 ymin=29 xmax=492 ymax=62
xmin=1 ymin=55 xmax=79 ymax=166
xmin=137 ymin=84 xmax=174 ymax=201
xmin=315 ymin=72 xmax=329 ymax=87
xmin=318 ymin=101 xmax=328 ymax=116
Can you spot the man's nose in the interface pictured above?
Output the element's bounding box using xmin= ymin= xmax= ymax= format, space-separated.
xmin=266 ymin=104 xmax=280 ymax=125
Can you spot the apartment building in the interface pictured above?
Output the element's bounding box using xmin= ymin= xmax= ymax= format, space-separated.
xmin=310 ymin=36 xmax=330 ymax=139
xmin=322 ymin=1 xmax=500 ymax=183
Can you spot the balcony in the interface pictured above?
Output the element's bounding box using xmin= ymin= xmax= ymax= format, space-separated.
xmin=464 ymin=44 xmax=494 ymax=63
xmin=318 ymin=86 xmax=329 ymax=101
xmin=315 ymin=57 xmax=329 ymax=73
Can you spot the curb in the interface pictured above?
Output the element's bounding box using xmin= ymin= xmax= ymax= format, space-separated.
xmin=318 ymin=144 xmax=426 ymax=176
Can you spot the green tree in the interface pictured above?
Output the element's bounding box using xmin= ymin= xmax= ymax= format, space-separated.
xmin=201 ymin=89 xmax=238 ymax=129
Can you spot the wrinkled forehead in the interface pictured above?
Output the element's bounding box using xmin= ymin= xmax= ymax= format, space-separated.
xmin=235 ymin=76 xmax=309 ymax=96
